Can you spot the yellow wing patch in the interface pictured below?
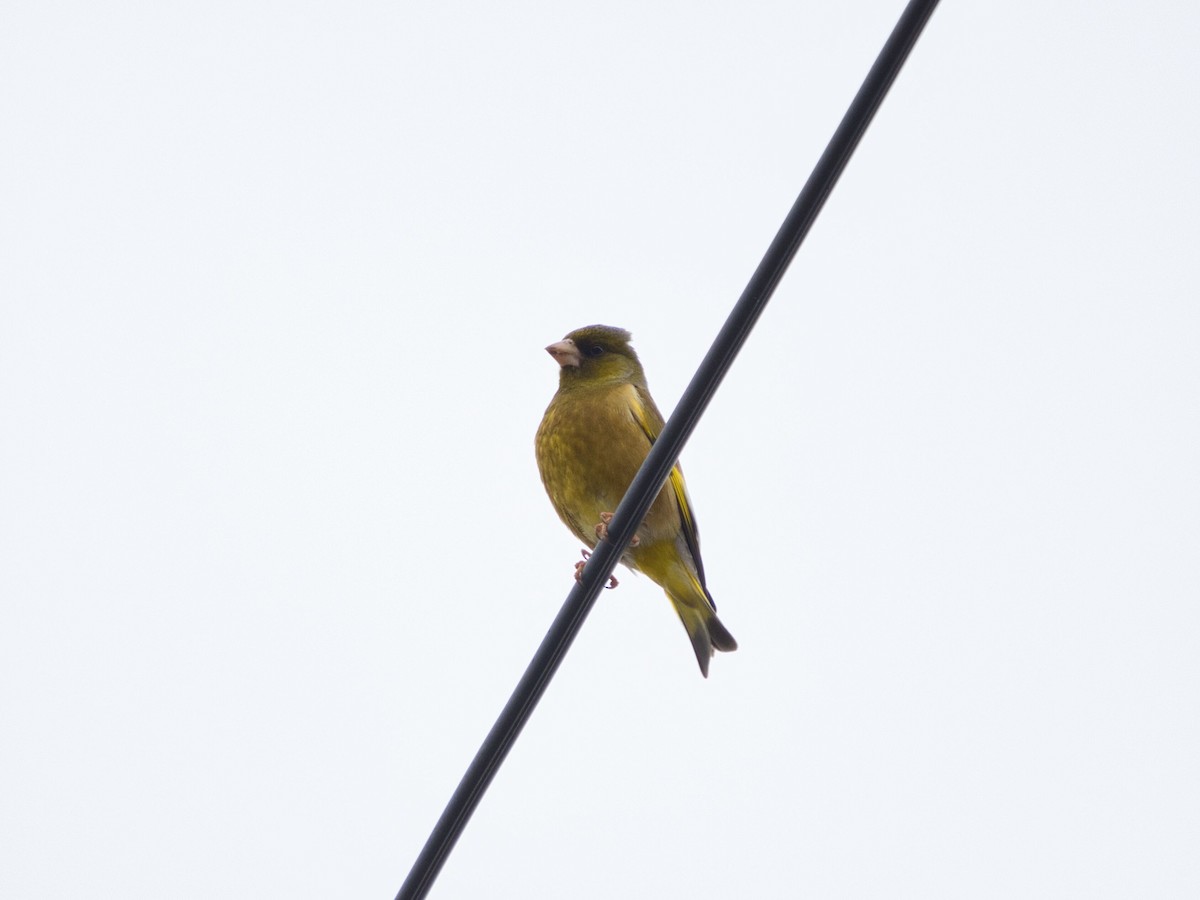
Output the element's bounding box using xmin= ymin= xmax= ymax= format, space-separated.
xmin=626 ymin=384 xmax=709 ymax=592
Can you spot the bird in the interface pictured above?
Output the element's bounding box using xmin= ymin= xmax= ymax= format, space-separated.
xmin=534 ymin=324 xmax=737 ymax=677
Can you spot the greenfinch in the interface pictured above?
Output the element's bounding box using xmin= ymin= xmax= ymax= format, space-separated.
xmin=534 ymin=325 xmax=737 ymax=677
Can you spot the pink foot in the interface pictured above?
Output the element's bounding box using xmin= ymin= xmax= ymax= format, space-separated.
xmin=594 ymin=512 xmax=640 ymax=547
xmin=575 ymin=549 xmax=618 ymax=589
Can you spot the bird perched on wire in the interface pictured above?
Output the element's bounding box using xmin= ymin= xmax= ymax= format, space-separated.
xmin=534 ymin=324 xmax=737 ymax=677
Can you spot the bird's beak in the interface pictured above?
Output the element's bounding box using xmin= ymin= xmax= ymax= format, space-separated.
xmin=545 ymin=339 xmax=582 ymax=368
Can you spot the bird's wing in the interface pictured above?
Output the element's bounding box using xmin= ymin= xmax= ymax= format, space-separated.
xmin=628 ymin=384 xmax=708 ymax=588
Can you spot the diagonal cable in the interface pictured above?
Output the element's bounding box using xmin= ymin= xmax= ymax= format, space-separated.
xmin=396 ymin=2 xmax=941 ymax=897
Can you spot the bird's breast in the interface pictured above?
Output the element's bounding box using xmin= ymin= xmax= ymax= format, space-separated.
xmin=535 ymin=383 xmax=678 ymax=549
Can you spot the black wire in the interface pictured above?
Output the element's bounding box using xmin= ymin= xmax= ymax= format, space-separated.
xmin=395 ymin=2 xmax=940 ymax=897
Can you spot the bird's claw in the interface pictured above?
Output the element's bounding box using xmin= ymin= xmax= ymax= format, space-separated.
xmin=594 ymin=511 xmax=640 ymax=547
xmin=575 ymin=549 xmax=618 ymax=589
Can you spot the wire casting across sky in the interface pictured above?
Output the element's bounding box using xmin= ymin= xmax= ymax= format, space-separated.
xmin=396 ymin=1 xmax=941 ymax=897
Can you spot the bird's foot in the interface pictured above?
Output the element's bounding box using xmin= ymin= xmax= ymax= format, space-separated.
xmin=594 ymin=511 xmax=640 ymax=547
xmin=575 ymin=549 xmax=618 ymax=589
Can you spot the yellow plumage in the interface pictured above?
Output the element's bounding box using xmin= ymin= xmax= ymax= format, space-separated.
xmin=534 ymin=325 xmax=737 ymax=677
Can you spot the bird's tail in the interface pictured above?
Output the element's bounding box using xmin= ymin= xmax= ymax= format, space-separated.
xmin=668 ymin=585 xmax=738 ymax=678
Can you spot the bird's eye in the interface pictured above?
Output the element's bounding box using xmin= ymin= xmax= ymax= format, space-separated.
xmin=584 ymin=345 xmax=604 ymax=358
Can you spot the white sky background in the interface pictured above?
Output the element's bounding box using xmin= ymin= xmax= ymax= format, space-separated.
xmin=2 ymin=1 xmax=1198 ymax=897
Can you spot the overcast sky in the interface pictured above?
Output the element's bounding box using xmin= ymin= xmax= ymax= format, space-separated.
xmin=3 ymin=1 xmax=1198 ymax=897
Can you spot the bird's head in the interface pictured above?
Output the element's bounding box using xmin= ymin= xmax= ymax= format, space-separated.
xmin=545 ymin=324 xmax=646 ymax=388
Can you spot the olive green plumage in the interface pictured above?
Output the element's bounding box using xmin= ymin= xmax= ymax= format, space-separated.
xmin=534 ymin=324 xmax=737 ymax=677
